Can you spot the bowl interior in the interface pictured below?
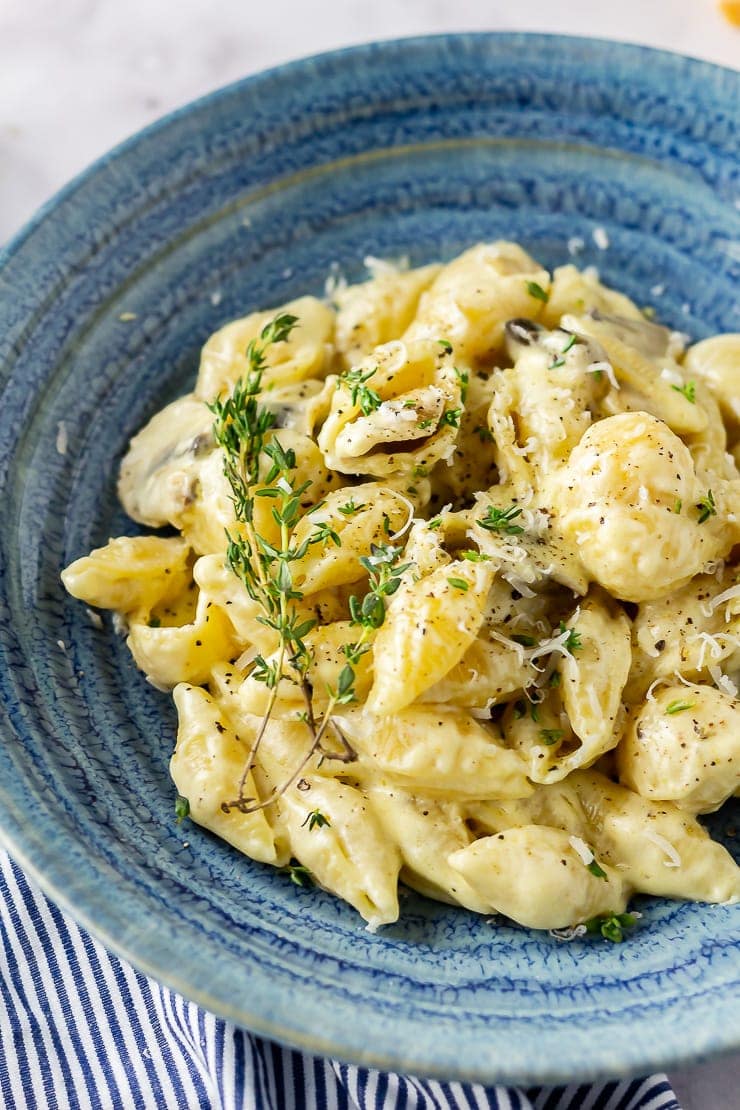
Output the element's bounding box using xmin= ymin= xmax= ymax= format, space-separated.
xmin=0 ymin=34 xmax=738 ymax=1085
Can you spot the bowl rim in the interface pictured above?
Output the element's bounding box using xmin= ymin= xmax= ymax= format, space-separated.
xmin=0 ymin=30 xmax=739 ymax=1087
xmin=1 ymin=30 xmax=738 ymax=262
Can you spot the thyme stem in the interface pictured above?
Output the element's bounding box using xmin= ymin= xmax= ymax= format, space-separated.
xmin=212 ymin=314 xmax=410 ymax=817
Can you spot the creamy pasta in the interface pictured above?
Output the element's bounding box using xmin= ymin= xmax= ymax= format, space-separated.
xmin=62 ymin=242 xmax=740 ymax=936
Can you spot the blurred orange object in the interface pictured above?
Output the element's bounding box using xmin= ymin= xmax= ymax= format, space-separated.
xmin=718 ymin=1 xmax=740 ymax=26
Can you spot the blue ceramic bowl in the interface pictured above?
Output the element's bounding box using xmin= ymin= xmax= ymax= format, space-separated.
xmin=0 ymin=34 xmax=738 ymax=1086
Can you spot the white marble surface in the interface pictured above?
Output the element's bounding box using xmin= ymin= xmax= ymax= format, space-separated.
xmin=1 ymin=2 xmax=739 ymax=1107
xmin=1 ymin=0 xmax=739 ymax=241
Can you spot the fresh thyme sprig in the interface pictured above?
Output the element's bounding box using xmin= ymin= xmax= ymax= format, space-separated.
xmin=225 ymin=545 xmax=410 ymax=817
xmin=338 ymin=497 xmax=365 ymax=516
xmin=439 ymin=408 xmax=462 ymax=429
xmin=213 ymin=319 xmax=414 ymax=817
xmin=696 ymin=490 xmax=716 ymax=524
xmin=337 ymin=365 xmax=382 ymax=415
xmin=210 ymin=313 xmax=298 ymax=489
xmin=558 ymin=621 xmax=583 ymax=654
xmin=584 ymin=911 xmax=639 ymax=942
xmin=477 ymin=504 xmax=525 ymax=535
xmin=339 ymin=543 xmax=412 ymax=699
xmin=211 ymin=314 xmax=341 ymax=813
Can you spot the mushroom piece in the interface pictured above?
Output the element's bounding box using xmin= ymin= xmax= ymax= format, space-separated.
xmin=504 ymin=318 xmax=545 ymax=359
xmin=589 ymin=309 xmax=676 ymax=360
xmin=504 ymin=318 xmax=610 ymax=370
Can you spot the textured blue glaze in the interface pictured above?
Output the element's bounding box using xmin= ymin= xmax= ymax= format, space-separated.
xmin=0 ymin=33 xmax=739 ymax=1086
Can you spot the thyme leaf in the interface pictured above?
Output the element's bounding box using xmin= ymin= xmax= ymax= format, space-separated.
xmin=302 ymin=809 xmax=331 ymax=831
xmin=338 ymin=366 xmax=382 ymax=415
xmin=175 ymin=795 xmax=190 ymax=824
xmin=477 ymin=504 xmax=524 ymax=535
xmin=671 ymin=380 xmax=696 ymax=403
xmin=665 ymin=699 xmax=695 ymax=715
xmin=696 ymin=490 xmax=716 ymax=524
xmin=584 ymin=911 xmax=639 ymax=942
xmin=526 ymin=281 xmax=549 ymax=303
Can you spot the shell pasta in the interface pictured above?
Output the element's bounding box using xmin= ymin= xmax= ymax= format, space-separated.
xmin=62 ymin=243 xmax=740 ymax=935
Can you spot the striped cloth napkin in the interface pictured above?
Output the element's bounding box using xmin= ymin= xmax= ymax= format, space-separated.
xmin=0 ymin=850 xmax=681 ymax=1110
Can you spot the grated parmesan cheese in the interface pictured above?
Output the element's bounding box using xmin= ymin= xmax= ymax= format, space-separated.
xmin=659 ymin=367 xmax=683 ymax=387
xmin=488 ymin=628 xmax=527 ymax=664
xmin=511 ymin=436 xmax=540 ymax=457
xmin=694 ymin=631 xmax=724 ymax=670
xmin=56 ymin=421 xmax=68 ymax=456
xmin=469 ymin=701 xmax=496 ymax=719
xmin=324 ymin=263 xmax=347 ymax=299
xmin=386 ymin=492 xmax=416 ymax=541
xmin=527 ymin=610 xmax=582 ymax=667
xmin=549 ymin=924 xmax=587 ymax=941
xmin=708 ymin=665 xmax=738 ymax=699
xmin=644 ymin=829 xmax=681 ymax=868
xmin=667 ymin=331 xmax=690 ymax=358
xmin=381 ymin=340 xmax=410 ymax=376
xmin=646 ymin=677 xmax=670 ymax=702
xmin=364 ymin=254 xmax=409 ymax=279
xmin=588 ymin=360 xmax=620 ymax=390
xmin=234 ymin=645 xmax=260 ymax=672
xmin=500 ymin=570 xmax=536 ymax=599
xmin=592 ymin=227 xmax=610 ymax=251
xmin=568 ymin=836 xmax=594 ymax=866
xmin=693 ymin=630 xmax=740 ymax=670
xmin=519 ymin=507 xmax=549 ymax=537
xmin=672 ymin=671 xmax=700 ymax=690
xmin=708 ymin=583 xmax=740 ymax=618
xmin=112 ymin=613 xmax=129 ymax=637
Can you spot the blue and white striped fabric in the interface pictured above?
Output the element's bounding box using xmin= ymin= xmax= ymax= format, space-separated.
xmin=0 ymin=851 xmax=681 ymax=1110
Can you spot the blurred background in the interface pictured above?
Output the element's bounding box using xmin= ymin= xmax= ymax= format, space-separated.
xmin=0 ymin=2 xmax=738 ymax=1107
xmin=1 ymin=0 xmax=737 ymax=242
